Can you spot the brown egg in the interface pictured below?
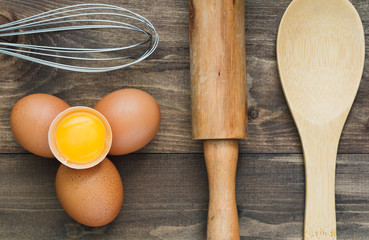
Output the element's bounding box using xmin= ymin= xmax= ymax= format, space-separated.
xmin=10 ymin=93 xmax=69 ymax=158
xmin=94 ymin=89 xmax=161 ymax=155
xmin=55 ymin=158 xmax=123 ymax=227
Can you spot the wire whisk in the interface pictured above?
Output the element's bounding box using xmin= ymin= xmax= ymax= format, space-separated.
xmin=0 ymin=3 xmax=159 ymax=72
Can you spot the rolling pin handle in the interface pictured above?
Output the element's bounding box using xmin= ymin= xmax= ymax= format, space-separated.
xmin=204 ymin=139 xmax=240 ymax=240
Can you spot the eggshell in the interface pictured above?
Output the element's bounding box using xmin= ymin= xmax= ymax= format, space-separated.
xmin=94 ymin=89 xmax=161 ymax=155
xmin=55 ymin=158 xmax=123 ymax=227
xmin=10 ymin=94 xmax=69 ymax=158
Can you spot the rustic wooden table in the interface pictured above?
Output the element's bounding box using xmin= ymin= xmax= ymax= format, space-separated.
xmin=0 ymin=0 xmax=368 ymax=239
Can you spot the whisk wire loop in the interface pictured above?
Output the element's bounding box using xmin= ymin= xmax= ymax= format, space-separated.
xmin=0 ymin=3 xmax=159 ymax=72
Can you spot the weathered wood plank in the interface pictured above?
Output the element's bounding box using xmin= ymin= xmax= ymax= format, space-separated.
xmin=1 ymin=1 xmax=369 ymax=239
xmin=0 ymin=0 xmax=368 ymax=154
xmin=1 ymin=153 xmax=369 ymax=239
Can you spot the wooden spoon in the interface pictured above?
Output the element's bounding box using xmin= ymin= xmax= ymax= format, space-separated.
xmin=277 ymin=0 xmax=365 ymax=239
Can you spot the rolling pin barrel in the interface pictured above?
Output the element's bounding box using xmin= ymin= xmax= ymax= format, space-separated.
xmin=189 ymin=0 xmax=247 ymax=239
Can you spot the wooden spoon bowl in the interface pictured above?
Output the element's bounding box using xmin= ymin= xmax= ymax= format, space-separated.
xmin=277 ymin=0 xmax=365 ymax=239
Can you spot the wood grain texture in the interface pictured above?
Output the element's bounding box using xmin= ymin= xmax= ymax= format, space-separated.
xmin=190 ymin=0 xmax=247 ymax=140
xmin=0 ymin=0 xmax=368 ymax=239
xmin=2 ymin=154 xmax=369 ymax=239
xmin=0 ymin=0 xmax=367 ymax=154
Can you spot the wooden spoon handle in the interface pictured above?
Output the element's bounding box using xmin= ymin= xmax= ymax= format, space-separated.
xmin=204 ymin=140 xmax=239 ymax=240
xmin=303 ymin=130 xmax=338 ymax=240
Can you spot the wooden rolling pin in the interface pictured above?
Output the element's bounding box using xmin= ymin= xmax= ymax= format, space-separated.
xmin=189 ymin=0 xmax=247 ymax=239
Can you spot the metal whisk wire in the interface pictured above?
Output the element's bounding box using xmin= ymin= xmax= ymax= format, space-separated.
xmin=0 ymin=3 xmax=159 ymax=72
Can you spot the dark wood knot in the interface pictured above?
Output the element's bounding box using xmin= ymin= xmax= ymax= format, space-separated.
xmin=249 ymin=108 xmax=258 ymax=120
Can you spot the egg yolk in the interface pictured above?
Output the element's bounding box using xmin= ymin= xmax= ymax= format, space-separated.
xmin=55 ymin=112 xmax=106 ymax=164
